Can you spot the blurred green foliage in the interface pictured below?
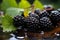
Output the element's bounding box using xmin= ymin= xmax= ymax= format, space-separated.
xmin=40 ymin=0 xmax=60 ymax=9
xmin=33 ymin=0 xmax=43 ymax=9
xmin=1 ymin=0 xmax=60 ymax=11
xmin=1 ymin=0 xmax=17 ymax=11
xmin=19 ymin=0 xmax=30 ymax=8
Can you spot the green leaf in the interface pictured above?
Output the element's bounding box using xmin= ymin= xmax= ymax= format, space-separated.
xmin=6 ymin=8 xmax=24 ymax=18
xmin=1 ymin=0 xmax=17 ymax=11
xmin=19 ymin=0 xmax=30 ymax=8
xmin=2 ymin=14 xmax=16 ymax=32
xmin=33 ymin=0 xmax=43 ymax=9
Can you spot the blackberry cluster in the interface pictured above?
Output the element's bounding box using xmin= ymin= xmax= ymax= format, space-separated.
xmin=39 ymin=17 xmax=53 ymax=32
xmin=24 ymin=17 xmax=40 ymax=32
xmin=13 ymin=10 xmax=60 ymax=33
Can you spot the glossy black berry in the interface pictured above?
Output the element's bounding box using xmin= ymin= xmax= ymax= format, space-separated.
xmin=39 ymin=17 xmax=53 ymax=32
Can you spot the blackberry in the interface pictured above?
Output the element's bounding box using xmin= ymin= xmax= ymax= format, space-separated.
xmin=50 ymin=10 xmax=60 ymax=26
xmin=34 ymin=8 xmax=41 ymax=15
xmin=24 ymin=17 xmax=40 ymax=32
xmin=39 ymin=17 xmax=53 ymax=32
xmin=29 ymin=13 xmax=39 ymax=19
xmin=13 ymin=15 xmax=25 ymax=28
xmin=39 ymin=11 xmax=49 ymax=18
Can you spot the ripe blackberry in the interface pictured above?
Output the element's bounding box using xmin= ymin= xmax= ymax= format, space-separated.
xmin=34 ymin=8 xmax=41 ymax=15
xmin=24 ymin=17 xmax=40 ymax=32
xmin=29 ymin=13 xmax=39 ymax=19
xmin=50 ymin=10 xmax=60 ymax=26
xmin=13 ymin=15 xmax=25 ymax=28
xmin=39 ymin=17 xmax=53 ymax=32
xmin=39 ymin=11 xmax=49 ymax=18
